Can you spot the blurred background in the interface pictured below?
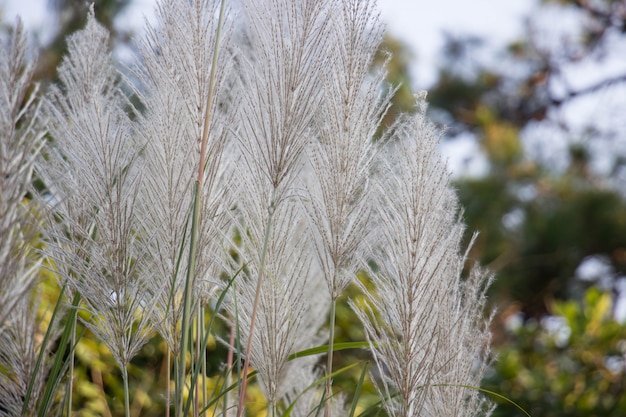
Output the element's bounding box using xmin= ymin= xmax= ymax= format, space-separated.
xmin=2 ymin=0 xmax=626 ymax=416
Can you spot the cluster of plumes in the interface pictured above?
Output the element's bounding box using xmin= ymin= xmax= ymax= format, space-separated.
xmin=1 ymin=0 xmax=494 ymax=416
xmin=306 ymin=0 xmax=391 ymax=300
xmin=0 ymin=21 xmax=49 ymax=416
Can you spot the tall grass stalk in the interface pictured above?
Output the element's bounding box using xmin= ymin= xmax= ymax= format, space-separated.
xmin=37 ymin=9 xmax=159 ymax=417
xmin=302 ymin=2 xmax=391 ymax=414
xmin=62 ymin=301 xmax=78 ymax=417
xmin=230 ymin=0 xmax=331 ymax=414
xmin=177 ymin=0 xmax=227 ymax=409
xmin=130 ymin=0 xmax=233 ymax=414
xmin=235 ymin=188 xmax=274 ymax=416
xmin=122 ymin=367 xmax=131 ymax=417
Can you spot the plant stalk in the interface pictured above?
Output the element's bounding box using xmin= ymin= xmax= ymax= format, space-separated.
xmin=324 ymin=296 xmax=337 ymax=417
xmin=123 ymin=366 xmax=131 ymax=417
xmin=236 ymin=190 xmax=276 ymax=417
xmin=224 ymin=325 xmax=235 ymax=416
xmin=201 ymin=306 xmax=207 ymax=417
xmin=166 ymin=348 xmax=171 ymax=417
xmin=176 ymin=0 xmax=227 ymax=415
xmin=64 ymin=310 xmax=78 ymax=417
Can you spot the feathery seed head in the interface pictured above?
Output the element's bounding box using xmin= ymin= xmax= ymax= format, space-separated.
xmin=353 ymin=94 xmax=493 ymax=417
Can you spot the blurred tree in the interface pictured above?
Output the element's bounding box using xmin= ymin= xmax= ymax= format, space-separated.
xmin=425 ymin=4 xmax=626 ymax=415
xmin=428 ymin=0 xmax=626 ymax=318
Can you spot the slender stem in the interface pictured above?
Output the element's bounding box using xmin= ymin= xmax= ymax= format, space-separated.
xmin=224 ymin=325 xmax=235 ymax=416
xmin=324 ymin=296 xmax=337 ymax=417
xmin=197 ymin=0 xmax=227 ymax=176
xmin=166 ymin=348 xmax=171 ymax=417
xmin=195 ymin=304 xmax=200 ymax=417
xmin=236 ymin=190 xmax=277 ymax=417
xmin=64 ymin=308 xmax=78 ymax=417
xmin=176 ymin=0 xmax=227 ymax=415
xmin=177 ymin=183 xmax=200 ymax=417
xmin=201 ymin=306 xmax=207 ymax=417
xmin=123 ymin=366 xmax=131 ymax=417
xmin=173 ymin=349 xmax=180 ymax=416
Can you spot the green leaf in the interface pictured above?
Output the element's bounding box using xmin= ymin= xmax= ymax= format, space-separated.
xmin=348 ymin=362 xmax=369 ymax=417
xmin=287 ymin=341 xmax=372 ymax=361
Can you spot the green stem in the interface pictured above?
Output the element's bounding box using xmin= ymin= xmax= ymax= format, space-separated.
xmin=224 ymin=325 xmax=235 ymax=416
xmin=173 ymin=350 xmax=180 ymax=416
xmin=176 ymin=0 xmax=227 ymax=415
xmin=324 ymin=296 xmax=337 ymax=417
xmin=25 ymin=281 xmax=66 ymax=416
xmin=123 ymin=365 xmax=130 ymax=417
xmin=166 ymin=348 xmax=171 ymax=417
xmin=201 ymin=305 xmax=207 ymax=417
xmin=177 ymin=183 xmax=200 ymax=417
xmin=195 ymin=304 xmax=200 ymax=417
xmin=64 ymin=310 xmax=78 ymax=416
xmin=37 ymin=290 xmax=82 ymax=417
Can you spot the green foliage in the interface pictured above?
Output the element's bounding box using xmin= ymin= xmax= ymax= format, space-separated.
xmin=484 ymin=288 xmax=626 ymax=417
xmin=456 ymin=164 xmax=626 ymax=316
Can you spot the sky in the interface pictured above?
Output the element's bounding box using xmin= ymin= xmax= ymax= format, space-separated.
xmin=377 ymin=0 xmax=534 ymax=87
xmin=1 ymin=0 xmax=534 ymax=88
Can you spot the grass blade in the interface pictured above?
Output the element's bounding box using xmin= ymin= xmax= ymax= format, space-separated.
xmin=37 ymin=290 xmax=82 ymax=417
xmin=348 ymin=362 xmax=369 ymax=417
xmin=287 ymin=341 xmax=372 ymax=361
xmin=22 ymin=281 xmax=67 ymax=415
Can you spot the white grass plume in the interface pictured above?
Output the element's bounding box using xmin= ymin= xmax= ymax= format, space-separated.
xmin=132 ymin=0 xmax=235 ymax=355
xmin=0 ymin=19 xmax=45 ymax=336
xmin=303 ymin=2 xmax=392 ymax=414
xmin=352 ymin=94 xmax=493 ymax=417
xmin=235 ymin=0 xmax=331 ymax=202
xmin=305 ymin=0 xmax=391 ymax=300
xmin=228 ymin=0 xmax=333 ymax=412
xmin=39 ymin=12 xmax=155 ymax=370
